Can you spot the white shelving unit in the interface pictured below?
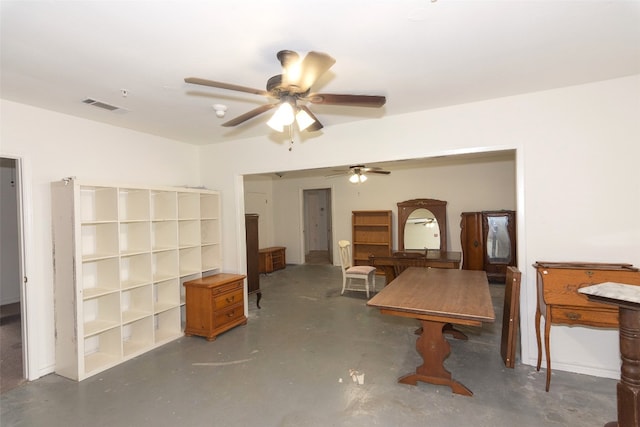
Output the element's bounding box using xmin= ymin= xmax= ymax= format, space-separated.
xmin=51 ymin=179 xmax=222 ymax=381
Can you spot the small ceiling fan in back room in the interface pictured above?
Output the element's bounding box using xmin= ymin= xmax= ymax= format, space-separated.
xmin=184 ymin=50 xmax=386 ymax=135
xmin=326 ymin=165 xmax=391 ymax=184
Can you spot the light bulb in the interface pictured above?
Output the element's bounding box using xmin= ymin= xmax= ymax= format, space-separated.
xmin=267 ymin=115 xmax=284 ymax=132
xmin=359 ymin=174 xmax=367 ymax=183
xmin=267 ymin=102 xmax=295 ymax=132
xmin=295 ymin=108 xmax=315 ymax=131
xmin=349 ymin=174 xmax=359 ymax=183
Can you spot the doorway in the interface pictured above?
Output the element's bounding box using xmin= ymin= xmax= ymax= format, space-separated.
xmin=303 ymin=189 xmax=332 ymax=265
xmin=0 ymin=156 xmax=26 ymax=393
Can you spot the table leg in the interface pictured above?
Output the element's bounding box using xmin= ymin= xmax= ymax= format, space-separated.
xmin=399 ymin=319 xmax=473 ymax=396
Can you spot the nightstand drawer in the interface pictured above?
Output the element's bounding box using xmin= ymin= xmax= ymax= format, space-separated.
xmin=213 ymin=288 xmax=244 ymax=310
xmin=214 ymin=305 xmax=245 ymax=328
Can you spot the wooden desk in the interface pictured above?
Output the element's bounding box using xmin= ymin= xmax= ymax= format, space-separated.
xmin=369 ymin=250 xmax=461 ymax=284
xmin=367 ymin=267 xmax=495 ymax=396
xmin=533 ymin=261 xmax=640 ymax=391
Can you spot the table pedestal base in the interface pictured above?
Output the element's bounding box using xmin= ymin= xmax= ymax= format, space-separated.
xmin=604 ymin=307 xmax=640 ymax=427
xmin=399 ymin=319 xmax=473 ymax=396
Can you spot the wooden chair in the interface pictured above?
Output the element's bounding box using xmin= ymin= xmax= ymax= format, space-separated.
xmin=501 ymin=266 xmax=522 ymax=368
xmin=338 ymin=240 xmax=376 ymax=298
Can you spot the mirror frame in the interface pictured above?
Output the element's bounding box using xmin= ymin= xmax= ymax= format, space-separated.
xmin=397 ymin=198 xmax=448 ymax=252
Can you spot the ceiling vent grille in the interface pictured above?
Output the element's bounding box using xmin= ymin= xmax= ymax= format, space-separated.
xmin=82 ymin=98 xmax=121 ymax=112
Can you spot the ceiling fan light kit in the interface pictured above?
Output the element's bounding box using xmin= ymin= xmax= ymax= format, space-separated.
xmin=327 ymin=164 xmax=391 ymax=183
xmin=185 ymin=50 xmax=386 ymax=137
xmin=349 ymin=173 xmax=367 ymax=184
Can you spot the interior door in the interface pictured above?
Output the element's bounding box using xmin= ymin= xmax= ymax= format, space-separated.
xmin=303 ymin=189 xmax=332 ymax=262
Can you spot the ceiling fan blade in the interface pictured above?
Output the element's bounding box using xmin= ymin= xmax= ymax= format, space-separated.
xmin=298 ymin=106 xmax=323 ymax=132
xmin=185 ymin=77 xmax=271 ymax=97
xmin=221 ymin=104 xmax=277 ymax=127
xmin=306 ymin=93 xmax=386 ymax=108
xmin=283 ymin=51 xmax=335 ymax=92
xmin=367 ymin=170 xmax=391 ymax=175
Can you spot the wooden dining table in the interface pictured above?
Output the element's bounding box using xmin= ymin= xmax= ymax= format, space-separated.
xmin=367 ymin=267 xmax=495 ymax=396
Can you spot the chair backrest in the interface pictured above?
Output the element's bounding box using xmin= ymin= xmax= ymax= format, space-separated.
xmin=501 ymin=266 xmax=522 ymax=368
xmin=338 ymin=240 xmax=353 ymax=270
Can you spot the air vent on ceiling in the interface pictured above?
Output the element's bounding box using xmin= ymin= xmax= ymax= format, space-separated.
xmin=82 ymin=98 xmax=122 ymax=112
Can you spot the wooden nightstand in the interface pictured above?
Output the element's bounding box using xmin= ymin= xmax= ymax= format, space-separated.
xmin=183 ymin=273 xmax=247 ymax=341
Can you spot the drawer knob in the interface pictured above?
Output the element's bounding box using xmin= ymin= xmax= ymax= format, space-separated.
xmin=566 ymin=312 xmax=581 ymax=320
xmin=226 ymin=296 xmax=235 ymax=303
xmin=227 ymin=312 xmax=235 ymax=318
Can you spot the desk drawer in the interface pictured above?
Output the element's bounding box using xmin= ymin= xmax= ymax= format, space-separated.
xmin=541 ymin=268 xmax=640 ymax=308
xmin=549 ymin=305 xmax=619 ymax=328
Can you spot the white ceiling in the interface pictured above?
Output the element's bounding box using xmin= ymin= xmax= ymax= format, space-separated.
xmin=2 ymin=1 xmax=639 ymax=147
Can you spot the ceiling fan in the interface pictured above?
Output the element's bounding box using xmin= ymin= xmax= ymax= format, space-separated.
xmin=327 ymin=165 xmax=391 ymax=183
xmin=184 ymin=50 xmax=386 ymax=132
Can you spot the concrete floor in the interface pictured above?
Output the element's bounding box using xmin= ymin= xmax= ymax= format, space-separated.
xmin=1 ymin=265 xmax=617 ymax=426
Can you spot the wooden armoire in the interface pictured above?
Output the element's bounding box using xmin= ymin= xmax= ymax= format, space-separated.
xmin=460 ymin=210 xmax=516 ymax=283
xmin=245 ymin=214 xmax=261 ymax=308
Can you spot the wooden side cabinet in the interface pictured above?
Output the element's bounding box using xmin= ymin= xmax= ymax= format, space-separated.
xmin=183 ymin=273 xmax=247 ymax=341
xmin=259 ymin=246 xmax=286 ymax=274
xmin=460 ymin=210 xmax=516 ymax=283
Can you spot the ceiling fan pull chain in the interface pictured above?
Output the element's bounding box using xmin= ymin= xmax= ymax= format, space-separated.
xmin=289 ymin=125 xmax=294 ymax=151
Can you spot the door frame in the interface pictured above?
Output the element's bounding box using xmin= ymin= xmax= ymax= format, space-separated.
xmin=0 ymin=154 xmax=34 ymax=380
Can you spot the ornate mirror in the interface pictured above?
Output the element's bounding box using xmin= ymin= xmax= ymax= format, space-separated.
xmin=398 ymin=199 xmax=447 ymax=251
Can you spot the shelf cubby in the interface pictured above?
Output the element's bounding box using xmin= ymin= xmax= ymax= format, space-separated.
xmin=83 ymin=292 xmax=121 ymax=337
xmin=83 ymin=327 xmax=121 ymax=375
xmin=121 ymin=284 xmax=153 ymax=324
xmin=119 ymin=221 xmax=151 ymax=255
xmin=120 ymin=253 xmax=152 ymax=290
xmin=179 ymin=247 xmax=201 ymax=276
xmin=178 ymin=220 xmax=200 ymax=247
xmin=201 ymin=244 xmax=221 ymax=271
xmin=200 ymin=219 xmax=220 ymax=245
xmin=118 ymin=188 xmax=150 ymax=222
xmin=151 ymin=190 xmax=177 ymax=221
xmin=178 ymin=192 xmax=200 ymax=220
xmin=154 ymin=278 xmax=180 ymax=313
xmin=152 ymin=250 xmax=179 ymax=282
xmin=82 ymin=257 xmax=120 ymax=299
xmin=151 ymin=220 xmax=178 ymax=251
xmin=122 ymin=316 xmax=154 ymax=357
xmin=80 ymin=186 xmax=118 ymax=223
xmin=200 ymin=193 xmax=219 ymax=219
xmin=154 ymin=307 xmax=181 ymax=344
xmin=81 ymin=222 xmax=119 ymax=261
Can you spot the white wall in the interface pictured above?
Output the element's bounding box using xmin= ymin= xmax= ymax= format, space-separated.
xmin=0 ymin=100 xmax=201 ymax=379
xmin=200 ymin=74 xmax=640 ymax=380
xmin=244 ymin=153 xmax=516 ymax=265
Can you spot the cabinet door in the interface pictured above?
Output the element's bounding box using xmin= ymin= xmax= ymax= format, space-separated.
xmin=482 ymin=211 xmax=516 ymax=281
xmin=460 ymin=212 xmax=484 ymax=271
